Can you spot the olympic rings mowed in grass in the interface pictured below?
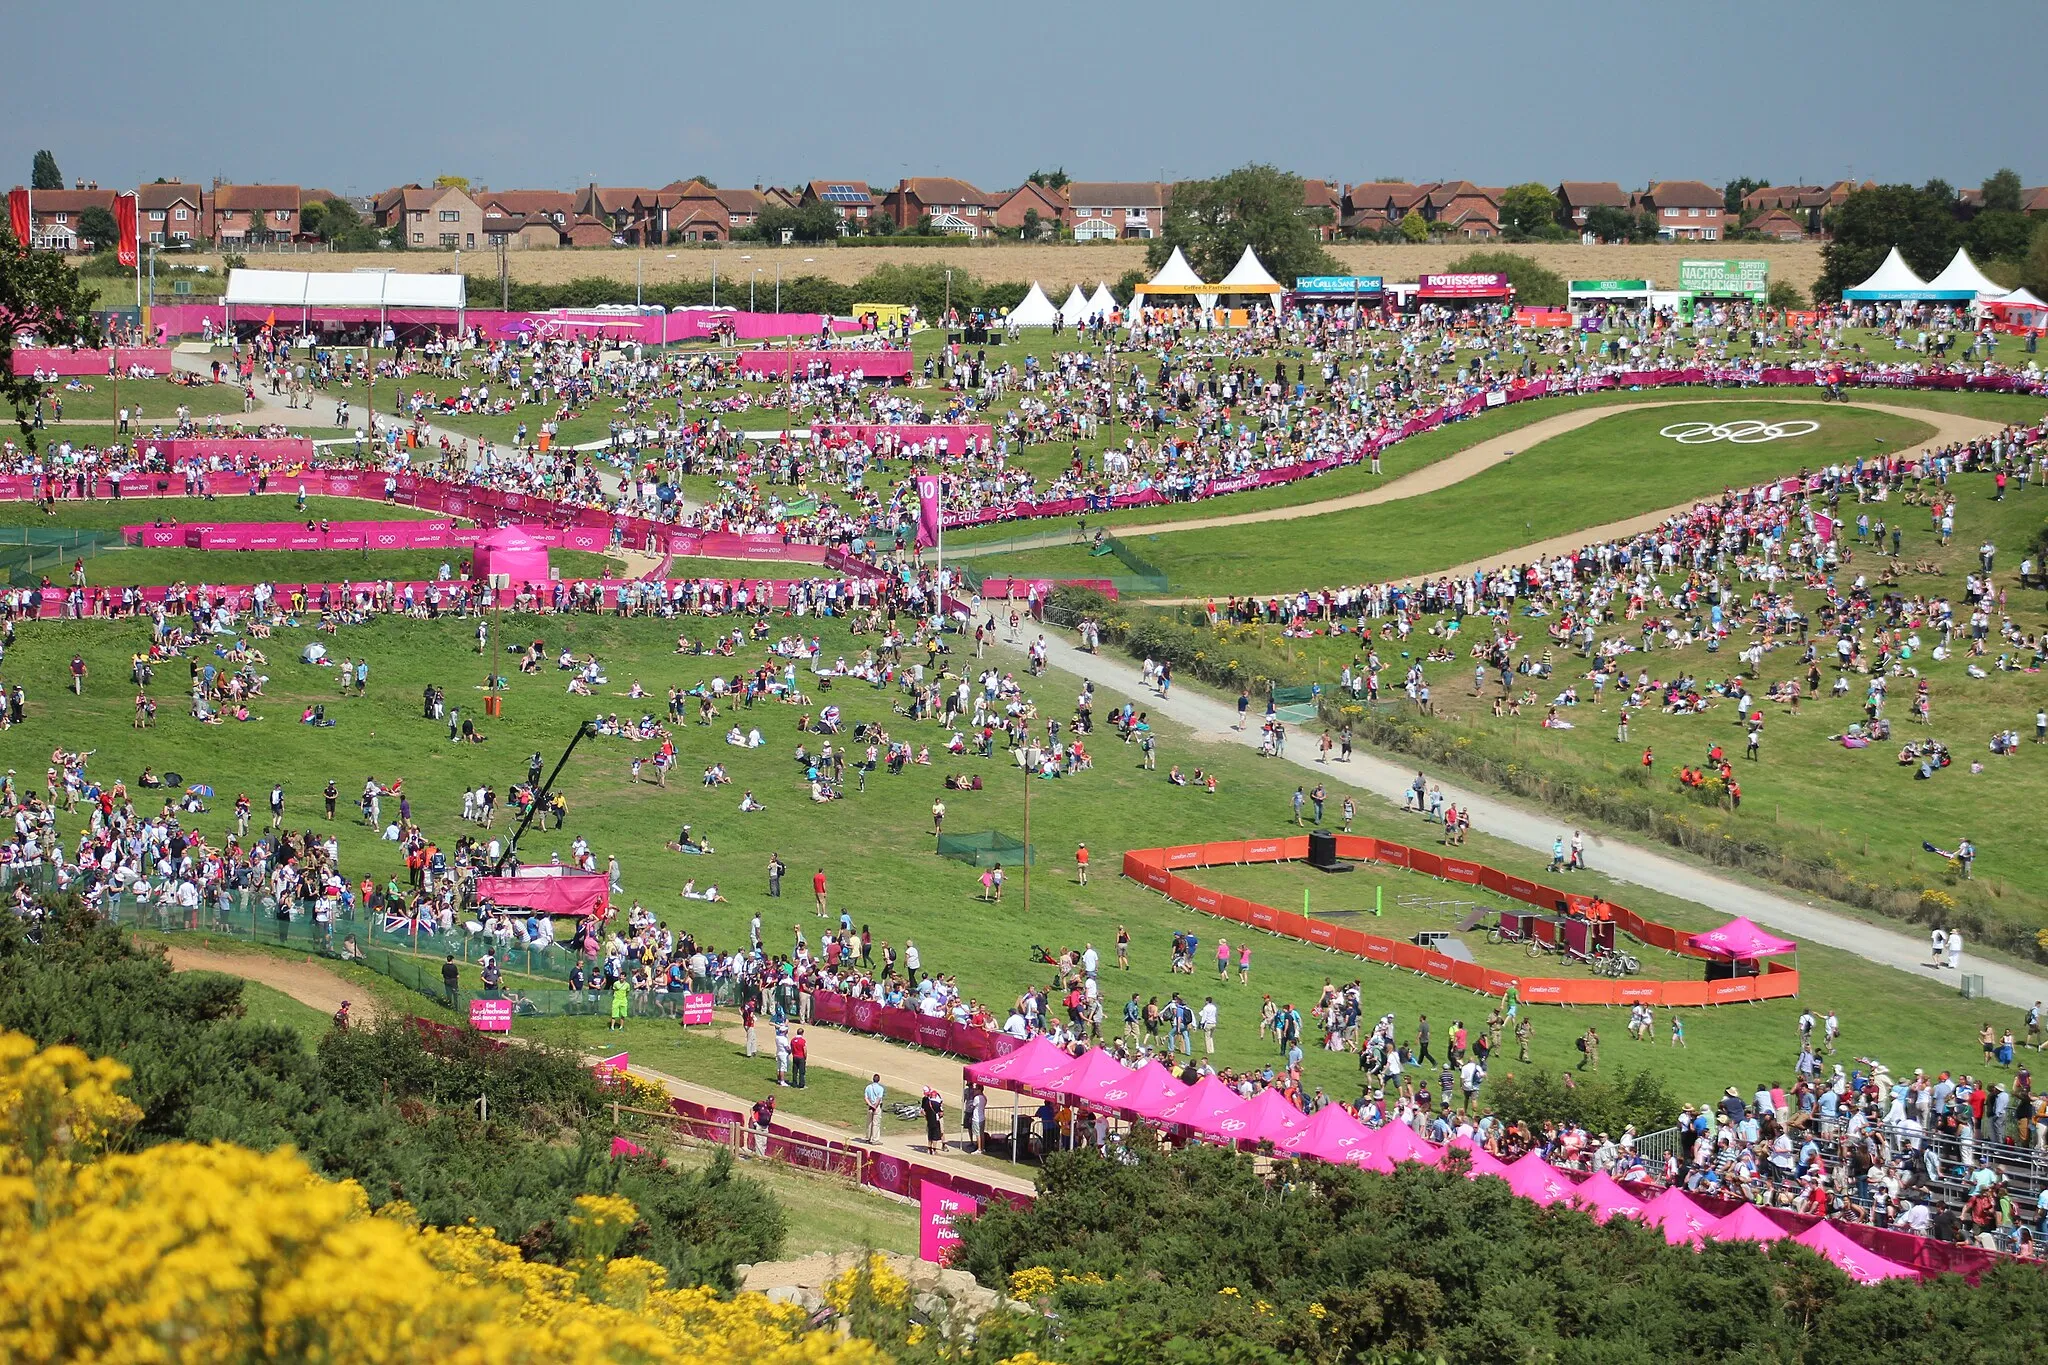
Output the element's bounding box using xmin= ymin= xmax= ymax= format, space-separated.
xmin=1659 ymin=419 xmax=1821 ymax=444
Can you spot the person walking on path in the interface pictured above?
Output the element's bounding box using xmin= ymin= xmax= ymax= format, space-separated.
xmin=920 ymin=1088 xmax=945 ymax=1154
xmin=1948 ymin=927 xmax=1965 ymax=973
xmin=1199 ymin=997 xmax=1218 ymax=1054
xmin=1416 ymin=1015 xmax=1435 ymax=1065
xmin=863 ymin=1074 xmax=886 ymax=1143
xmin=1236 ymin=689 xmax=1250 ymax=730
xmin=1293 ymin=786 xmax=1307 ymax=826
xmin=1216 ymin=937 xmax=1230 ymax=981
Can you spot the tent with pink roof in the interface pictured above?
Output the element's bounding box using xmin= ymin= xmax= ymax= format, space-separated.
xmin=1688 ymin=916 xmax=1797 ymax=960
xmin=1635 ymin=1187 xmax=1716 ymax=1246
xmin=1444 ymin=1137 xmax=1513 ymax=1179
xmin=1097 ymin=1060 xmax=1187 ymax=1122
xmin=1218 ymin=1085 xmax=1307 ymax=1147
xmin=1709 ymin=1203 xmax=1792 ymax=1244
xmin=1793 ymin=1220 xmax=1920 ymax=1283
xmin=1156 ymin=1073 xmax=1248 ymax=1138
xmin=963 ymin=1036 xmax=1070 ymax=1092
xmin=1365 ymin=1120 xmax=1445 ymax=1171
xmin=1044 ymin=1048 xmax=1138 ymax=1108
xmin=1502 ymin=1150 xmax=1575 ymax=1205
xmin=1278 ymin=1103 xmax=1375 ymax=1164
xmin=1564 ymin=1170 xmax=1647 ymax=1223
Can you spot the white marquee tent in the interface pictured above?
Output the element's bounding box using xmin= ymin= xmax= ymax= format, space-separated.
xmin=1006 ymin=281 xmax=1060 ymax=327
xmin=1057 ymin=285 xmax=1092 ymax=326
xmin=1923 ymin=248 xmax=2007 ymax=299
xmin=1086 ymin=282 xmax=1119 ymax=320
xmin=223 ymin=267 xmax=467 ymax=331
xmin=1216 ymin=245 xmax=1282 ymax=293
xmin=1130 ymin=247 xmax=1216 ymax=315
xmin=1842 ymin=247 xmax=1946 ymax=301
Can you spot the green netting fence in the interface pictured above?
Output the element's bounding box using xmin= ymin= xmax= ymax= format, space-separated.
xmin=936 ymin=830 xmax=1035 ymax=867
xmin=0 ymin=528 xmax=130 ymax=587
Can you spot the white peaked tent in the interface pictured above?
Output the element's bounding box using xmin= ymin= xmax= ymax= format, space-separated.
xmin=1007 ymin=281 xmax=1059 ymax=326
xmin=1217 ymin=245 xmax=1281 ymax=291
xmin=1130 ymin=246 xmax=1216 ymax=321
xmin=1841 ymin=246 xmax=1934 ymax=300
xmin=1057 ymin=284 xmax=1092 ymax=326
xmin=1923 ymin=248 xmax=2007 ymax=299
xmin=1087 ymin=282 xmax=1119 ymax=320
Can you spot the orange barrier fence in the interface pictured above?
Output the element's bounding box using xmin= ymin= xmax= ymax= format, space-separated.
xmin=1123 ymin=837 xmax=1798 ymax=1007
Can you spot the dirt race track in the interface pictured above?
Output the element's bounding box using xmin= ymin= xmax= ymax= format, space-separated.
xmin=171 ymin=240 xmax=1825 ymax=296
xmin=165 ymin=945 xmax=382 ymax=1023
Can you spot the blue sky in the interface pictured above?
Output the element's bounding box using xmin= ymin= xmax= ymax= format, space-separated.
xmin=5 ymin=0 xmax=2038 ymax=195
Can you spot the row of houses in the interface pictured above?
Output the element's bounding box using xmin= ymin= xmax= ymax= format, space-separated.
xmin=16 ymin=174 xmax=2048 ymax=253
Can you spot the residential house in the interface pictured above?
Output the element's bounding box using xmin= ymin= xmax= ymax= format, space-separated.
xmin=13 ymin=184 xmax=115 ymax=252
xmin=990 ymin=181 xmax=1068 ymax=238
xmin=1340 ymin=182 xmax=1428 ymax=235
xmin=1420 ymin=181 xmax=1500 ymax=237
xmin=136 ymin=182 xmax=204 ymax=246
xmin=657 ymin=180 xmax=734 ymax=242
xmin=713 ymin=187 xmax=772 ymax=232
xmin=373 ymin=183 xmax=484 ymax=250
xmin=1742 ymin=185 xmax=1830 ymax=213
xmin=1300 ymin=179 xmax=1340 ymax=241
xmin=564 ymin=215 xmax=616 ymax=248
xmin=1556 ymin=181 xmax=1629 ymax=228
xmin=571 ymin=186 xmax=657 ymax=244
xmin=1065 ymin=182 xmax=1167 ymax=240
xmin=1638 ymin=180 xmax=1726 ymax=241
xmin=2026 ymin=187 xmax=2048 ymax=216
xmin=476 ymin=189 xmax=575 ymax=229
xmin=211 ymin=184 xmax=302 ymax=245
xmin=1745 ymin=208 xmax=1809 ymax=241
xmin=799 ymin=180 xmax=876 ymax=233
xmin=884 ymin=177 xmax=995 ymax=235
xmin=481 ymin=214 xmax=564 ymax=250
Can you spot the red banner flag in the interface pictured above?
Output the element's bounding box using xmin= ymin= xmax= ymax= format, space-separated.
xmin=115 ymin=193 xmax=138 ymax=268
xmin=914 ymin=472 xmax=941 ymax=549
xmin=6 ymin=188 xmax=27 ymax=247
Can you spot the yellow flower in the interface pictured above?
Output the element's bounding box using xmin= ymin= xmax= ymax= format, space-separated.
xmin=1009 ymin=1266 xmax=1057 ymax=1301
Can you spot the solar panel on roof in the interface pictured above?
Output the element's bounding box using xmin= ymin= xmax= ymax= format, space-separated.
xmin=821 ymin=184 xmax=865 ymax=202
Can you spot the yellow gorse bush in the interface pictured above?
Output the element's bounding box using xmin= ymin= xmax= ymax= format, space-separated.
xmin=0 ymin=1031 xmax=890 ymax=1365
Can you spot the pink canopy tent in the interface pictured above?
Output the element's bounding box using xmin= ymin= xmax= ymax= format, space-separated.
xmin=1362 ymin=1120 xmax=1445 ymax=1172
xmin=1277 ymin=1103 xmax=1375 ymax=1164
xmin=1565 ymin=1170 xmax=1647 ymax=1223
xmin=1708 ymin=1203 xmax=1791 ymax=1244
xmin=1222 ymin=1086 xmax=1307 ymax=1147
xmin=470 ymin=526 xmax=551 ymax=584
xmin=1793 ymin=1220 xmax=1920 ymax=1283
xmin=1635 ymin=1187 xmax=1716 ymax=1246
xmin=1156 ymin=1073 xmax=1248 ymax=1137
xmin=472 ymin=871 xmax=610 ymax=918
xmin=1098 ymin=1060 xmax=1188 ymax=1122
xmin=1502 ymin=1150 xmax=1574 ymax=1205
xmin=1688 ymin=916 xmax=1797 ymax=960
xmin=1045 ymin=1048 xmax=1138 ymax=1109
xmin=1443 ymin=1137 xmax=1513 ymax=1179
xmin=963 ymin=1036 xmax=1070 ymax=1091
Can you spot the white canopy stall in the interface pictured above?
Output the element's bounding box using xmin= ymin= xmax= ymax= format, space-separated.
xmin=1840 ymin=247 xmax=1940 ymax=301
xmin=1086 ymin=282 xmax=1119 ymax=321
xmin=1924 ymin=248 xmax=2008 ymax=301
xmin=1128 ymin=246 xmax=1211 ymax=322
xmin=223 ymin=267 xmax=468 ymax=336
xmin=1057 ymin=284 xmax=1092 ymax=326
xmin=1212 ymin=245 xmax=1285 ymax=321
xmin=1005 ymin=281 xmax=1060 ymax=327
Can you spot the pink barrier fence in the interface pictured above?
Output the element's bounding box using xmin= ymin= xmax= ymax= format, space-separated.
xmin=125 ymin=519 xmax=454 ymax=550
xmin=737 ymin=350 xmax=912 ymax=380
xmin=142 ymin=303 xmax=866 ymax=346
xmin=812 ymin=423 xmax=991 ymax=452
xmin=12 ymin=347 xmax=176 ymax=378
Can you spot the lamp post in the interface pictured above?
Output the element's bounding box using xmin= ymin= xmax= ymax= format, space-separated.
xmin=944 ymin=269 xmax=952 ymax=325
xmin=751 ymin=269 xmax=762 ymax=311
xmin=774 ymin=263 xmax=782 ymax=314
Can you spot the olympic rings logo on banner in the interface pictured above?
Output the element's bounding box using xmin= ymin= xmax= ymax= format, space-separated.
xmin=1660 ymin=419 xmax=1819 ymax=445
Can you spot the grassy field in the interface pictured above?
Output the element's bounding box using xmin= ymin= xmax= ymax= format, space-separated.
xmin=971 ymin=403 xmax=1936 ymax=595
xmin=29 ymin=377 xmax=246 ymax=423
xmin=233 ymin=978 xmax=334 ymax=1039
xmin=78 ymin=545 xmax=626 ymax=587
xmin=0 ymin=495 xmax=444 ymax=533
xmin=10 ymin=585 xmax=2027 ymax=1116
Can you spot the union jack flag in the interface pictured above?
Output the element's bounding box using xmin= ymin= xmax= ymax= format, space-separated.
xmin=382 ymin=910 xmax=421 ymax=935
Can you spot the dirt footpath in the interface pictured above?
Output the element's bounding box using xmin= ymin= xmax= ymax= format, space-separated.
xmin=164 ymin=945 xmax=383 ymax=1022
